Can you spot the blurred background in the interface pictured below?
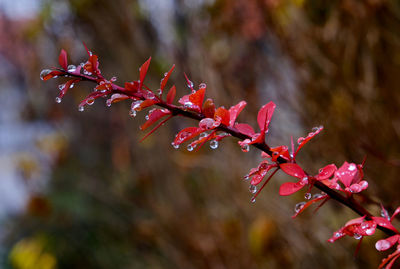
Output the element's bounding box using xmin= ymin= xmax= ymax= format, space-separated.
xmin=1 ymin=0 xmax=400 ymax=268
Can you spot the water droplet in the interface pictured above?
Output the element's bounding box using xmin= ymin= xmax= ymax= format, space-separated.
xmin=40 ymin=69 xmax=51 ymax=80
xmin=297 ymin=137 xmax=305 ymax=145
xmin=381 ymin=208 xmax=389 ymax=219
xmin=210 ymin=140 xmax=218 ymax=149
xmin=311 ymin=126 xmax=320 ymax=132
xmin=354 ymin=234 xmax=362 ymax=240
xmin=241 ymin=144 xmax=250 ymax=152
xmin=318 ymin=168 xmax=323 ymax=174
xmin=199 ymin=82 xmax=206 ymax=89
xmin=55 ymin=97 xmax=62 ymax=103
xmin=294 ymin=202 xmax=306 ymax=213
xmin=86 ymin=98 xmax=95 ymax=105
xmin=187 ymin=80 xmax=194 ymax=89
xmin=58 ymin=84 xmax=65 ymax=91
xmin=251 ymin=197 xmax=256 ymax=203
xmin=304 ymin=192 xmax=311 ymax=200
xmin=200 ymin=132 xmax=208 ymax=138
xmin=243 ymin=174 xmax=250 ymax=181
xmin=67 ymin=65 xmax=76 ymax=72
xmin=129 ymin=110 xmax=136 ymax=117
xmin=249 ymin=185 xmax=257 ymax=194
xmin=70 ymin=83 xmax=75 ymax=89
xmin=171 ymin=142 xmax=179 ymax=149
xmin=106 ymin=99 xmax=112 ymax=107
xmin=187 ymin=144 xmax=194 ymax=152
xmin=110 ymin=76 xmax=117 ymax=82
xmin=313 ymin=193 xmax=323 ymax=199
xmin=78 ymin=106 xmax=84 ymax=112
xmin=164 ymin=72 xmax=168 ymax=76
xmin=219 ymin=132 xmax=228 ymax=136
xmin=156 ymin=89 xmax=162 ymax=95
xmin=348 ymin=164 xmax=356 ymax=171
xmin=145 ymin=114 xmax=149 ymax=120
xmin=184 ymin=101 xmax=193 ymax=108
xmin=199 ymin=118 xmax=215 ymax=130
xmin=335 ymin=232 xmax=342 ymax=238
xmin=301 ymin=176 xmax=309 ymax=185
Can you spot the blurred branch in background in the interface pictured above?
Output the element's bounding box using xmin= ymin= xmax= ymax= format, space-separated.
xmin=0 ymin=0 xmax=399 ymax=268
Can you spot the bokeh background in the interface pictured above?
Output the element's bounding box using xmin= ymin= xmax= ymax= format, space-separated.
xmin=1 ymin=0 xmax=400 ymax=268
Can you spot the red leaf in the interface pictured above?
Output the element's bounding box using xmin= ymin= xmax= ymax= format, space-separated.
xmin=189 ymin=87 xmax=206 ymax=108
xmin=378 ymin=248 xmax=400 ymax=269
xmin=294 ymin=126 xmax=323 ymax=157
xmin=280 ymin=163 xmax=307 ymax=179
xmin=234 ymin=123 xmax=255 ymax=137
xmin=41 ymin=70 xmax=64 ymax=81
xmin=160 ymin=64 xmax=175 ymax=92
xmin=391 ymin=206 xmax=400 ymax=221
xmin=173 ymin=127 xmax=203 ymax=146
xmin=59 ymin=78 xmax=80 ymax=98
xmin=315 ymin=164 xmax=337 ymax=180
xmin=214 ymin=107 xmax=230 ymax=126
xmin=139 ymin=57 xmax=151 ymax=88
xmin=257 ymin=101 xmax=276 ymax=132
xmin=292 ymin=194 xmax=328 ymax=218
xmin=202 ymin=98 xmax=215 ymax=118
xmin=125 ymin=81 xmax=139 ymax=92
xmin=138 ymin=99 xmax=158 ymax=111
xmin=59 ymin=49 xmax=68 ymax=70
xmin=166 ymin=85 xmax=176 ymax=104
xmin=372 ymin=217 xmax=399 ymax=233
xmin=376 ymin=235 xmax=400 ymax=251
xmin=279 ymin=181 xmax=305 ymax=196
xmin=228 ymin=101 xmax=246 ymax=127
xmin=140 ymin=109 xmax=171 ymax=131
xmin=107 ymin=93 xmax=129 ymax=105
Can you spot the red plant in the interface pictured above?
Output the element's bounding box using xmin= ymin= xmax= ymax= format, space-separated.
xmin=41 ymin=47 xmax=400 ymax=268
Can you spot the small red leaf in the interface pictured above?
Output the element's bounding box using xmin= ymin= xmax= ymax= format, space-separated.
xmin=202 ymin=98 xmax=215 ymax=118
xmin=107 ymin=93 xmax=129 ymax=105
xmin=234 ymin=123 xmax=255 ymax=137
xmin=315 ymin=164 xmax=337 ymax=180
xmin=59 ymin=49 xmax=68 ymax=70
xmin=279 ymin=181 xmax=305 ymax=196
xmin=138 ymin=99 xmax=158 ymax=111
xmin=372 ymin=217 xmax=399 ymax=233
xmin=160 ymin=65 xmax=175 ymax=91
xmin=294 ymin=126 xmax=324 ymax=157
xmin=173 ymin=127 xmax=203 ymax=146
xmin=139 ymin=57 xmax=151 ymax=88
xmin=166 ymin=85 xmax=176 ymax=104
xmin=214 ymin=107 xmax=230 ymax=126
xmin=391 ymin=206 xmax=400 ymax=221
xmin=140 ymin=109 xmax=171 ymax=131
xmin=228 ymin=101 xmax=246 ymax=127
xmin=292 ymin=194 xmax=328 ymax=218
xmin=257 ymin=101 xmax=276 ymax=132
xmin=189 ymin=88 xmax=206 ymax=108
xmin=376 ymin=235 xmax=400 ymax=251
xmin=280 ymin=163 xmax=307 ymax=179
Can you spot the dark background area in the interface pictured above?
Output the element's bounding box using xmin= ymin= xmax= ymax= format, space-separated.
xmin=1 ymin=0 xmax=400 ymax=268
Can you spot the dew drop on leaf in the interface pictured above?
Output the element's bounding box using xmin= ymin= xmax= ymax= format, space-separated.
xmin=129 ymin=110 xmax=136 ymax=117
xmin=251 ymin=197 xmax=256 ymax=203
xmin=297 ymin=137 xmax=305 ymax=145
xmin=241 ymin=144 xmax=250 ymax=152
xmin=187 ymin=144 xmax=193 ymax=152
xmin=86 ymin=98 xmax=95 ymax=105
xmin=78 ymin=106 xmax=85 ymax=112
xmin=58 ymin=84 xmax=65 ymax=91
xmin=199 ymin=82 xmax=206 ymax=89
xmin=243 ymin=174 xmax=250 ymax=181
xmin=171 ymin=142 xmax=179 ymax=149
xmin=55 ymin=97 xmax=62 ymax=103
xmin=40 ymin=69 xmax=51 ymax=80
xmin=249 ymin=185 xmax=257 ymax=194
xmin=301 ymin=176 xmax=309 ymax=185
xmin=209 ymin=140 xmax=218 ymax=149
xmin=67 ymin=65 xmax=76 ymax=72
xmin=200 ymin=132 xmax=208 ymax=138
xmin=199 ymin=118 xmax=215 ymax=130
xmin=304 ymin=192 xmax=311 ymax=200
xmin=312 ymin=193 xmax=322 ymax=199
xmin=156 ymin=89 xmax=162 ymax=95
xmin=353 ymin=234 xmax=362 ymax=240
xmin=294 ymin=202 xmax=306 ymax=213
xmin=145 ymin=114 xmax=149 ymax=120
xmin=334 ymin=232 xmax=342 ymax=238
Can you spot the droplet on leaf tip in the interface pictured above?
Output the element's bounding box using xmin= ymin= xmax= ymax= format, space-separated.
xmin=78 ymin=106 xmax=84 ymax=112
xmin=210 ymin=140 xmax=218 ymax=149
xmin=304 ymin=192 xmax=311 ymax=200
xmin=86 ymin=98 xmax=95 ymax=105
xmin=156 ymin=89 xmax=162 ymax=95
xmin=187 ymin=144 xmax=194 ymax=152
xmin=249 ymin=185 xmax=257 ymax=194
xmin=294 ymin=202 xmax=306 ymax=213
xmin=145 ymin=114 xmax=149 ymax=120
xmin=251 ymin=197 xmax=256 ymax=203
xmin=243 ymin=174 xmax=250 ymax=181
xmin=40 ymin=69 xmax=51 ymax=80
xmin=353 ymin=234 xmax=362 ymax=240
xmin=67 ymin=65 xmax=76 ymax=72
xmin=129 ymin=110 xmax=136 ymax=117
xmin=241 ymin=144 xmax=250 ymax=152
xmin=171 ymin=142 xmax=179 ymax=149
xmin=55 ymin=97 xmax=62 ymax=103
